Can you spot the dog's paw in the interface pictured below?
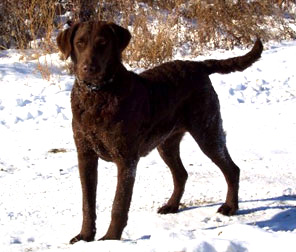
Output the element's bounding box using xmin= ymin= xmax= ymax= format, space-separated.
xmin=99 ymin=234 xmax=121 ymax=241
xmin=70 ymin=233 xmax=95 ymax=244
xmin=217 ymin=203 xmax=238 ymax=216
xmin=157 ymin=204 xmax=179 ymax=214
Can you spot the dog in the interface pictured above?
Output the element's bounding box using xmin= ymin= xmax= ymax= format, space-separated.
xmin=57 ymin=21 xmax=263 ymax=243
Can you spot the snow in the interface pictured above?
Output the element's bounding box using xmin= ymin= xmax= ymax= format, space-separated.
xmin=1 ymin=40 xmax=296 ymax=252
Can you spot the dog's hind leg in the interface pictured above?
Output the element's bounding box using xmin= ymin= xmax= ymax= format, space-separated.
xmin=157 ymin=131 xmax=188 ymax=214
xmin=187 ymin=105 xmax=240 ymax=216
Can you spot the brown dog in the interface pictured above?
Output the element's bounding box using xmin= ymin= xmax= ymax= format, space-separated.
xmin=57 ymin=21 xmax=263 ymax=243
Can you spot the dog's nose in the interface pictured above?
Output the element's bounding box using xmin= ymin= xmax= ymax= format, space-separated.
xmin=82 ymin=64 xmax=96 ymax=74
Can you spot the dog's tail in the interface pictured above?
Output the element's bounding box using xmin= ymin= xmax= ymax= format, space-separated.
xmin=203 ymin=39 xmax=263 ymax=75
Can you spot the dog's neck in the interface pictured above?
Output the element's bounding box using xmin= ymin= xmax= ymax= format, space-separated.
xmin=75 ymin=63 xmax=132 ymax=94
xmin=76 ymin=74 xmax=115 ymax=92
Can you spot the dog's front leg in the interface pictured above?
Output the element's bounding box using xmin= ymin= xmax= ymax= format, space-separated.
xmin=70 ymin=151 xmax=98 ymax=244
xmin=100 ymin=159 xmax=138 ymax=240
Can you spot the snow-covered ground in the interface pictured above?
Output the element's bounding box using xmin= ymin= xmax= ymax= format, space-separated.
xmin=0 ymin=40 xmax=295 ymax=252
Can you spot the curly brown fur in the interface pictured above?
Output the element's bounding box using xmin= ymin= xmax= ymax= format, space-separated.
xmin=57 ymin=21 xmax=263 ymax=243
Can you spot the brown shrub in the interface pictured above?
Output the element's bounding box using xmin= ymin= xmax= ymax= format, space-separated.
xmin=93 ymin=0 xmax=296 ymax=67
xmin=1 ymin=0 xmax=295 ymax=69
xmin=0 ymin=0 xmax=59 ymax=51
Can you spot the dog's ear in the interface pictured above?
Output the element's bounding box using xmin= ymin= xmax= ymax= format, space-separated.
xmin=108 ymin=23 xmax=131 ymax=52
xmin=57 ymin=23 xmax=79 ymax=59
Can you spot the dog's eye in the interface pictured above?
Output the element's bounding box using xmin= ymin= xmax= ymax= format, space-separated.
xmin=96 ymin=38 xmax=107 ymax=47
xmin=76 ymin=40 xmax=86 ymax=48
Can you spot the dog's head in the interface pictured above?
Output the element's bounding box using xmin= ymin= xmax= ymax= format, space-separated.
xmin=57 ymin=21 xmax=131 ymax=90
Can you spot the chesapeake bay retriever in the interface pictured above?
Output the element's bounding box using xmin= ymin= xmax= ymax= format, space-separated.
xmin=57 ymin=21 xmax=263 ymax=243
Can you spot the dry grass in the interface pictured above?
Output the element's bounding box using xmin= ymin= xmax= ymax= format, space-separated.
xmin=1 ymin=0 xmax=296 ymax=70
xmin=0 ymin=0 xmax=62 ymax=78
xmin=101 ymin=0 xmax=296 ymax=67
xmin=0 ymin=0 xmax=59 ymax=51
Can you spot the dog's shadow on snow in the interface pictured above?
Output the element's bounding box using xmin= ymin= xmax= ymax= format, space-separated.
xmin=130 ymin=196 xmax=296 ymax=242
xmin=238 ymin=195 xmax=296 ymax=231
xmin=181 ymin=195 xmax=296 ymax=232
xmin=238 ymin=195 xmax=295 ymax=212
xmin=251 ymin=208 xmax=296 ymax=231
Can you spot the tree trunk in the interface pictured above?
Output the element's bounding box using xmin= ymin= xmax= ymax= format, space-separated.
xmin=79 ymin=0 xmax=97 ymax=22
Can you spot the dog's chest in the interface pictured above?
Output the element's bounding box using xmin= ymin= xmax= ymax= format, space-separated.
xmin=71 ymin=90 xmax=135 ymax=159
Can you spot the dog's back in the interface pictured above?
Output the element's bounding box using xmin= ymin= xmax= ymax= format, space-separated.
xmin=140 ymin=39 xmax=263 ymax=86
